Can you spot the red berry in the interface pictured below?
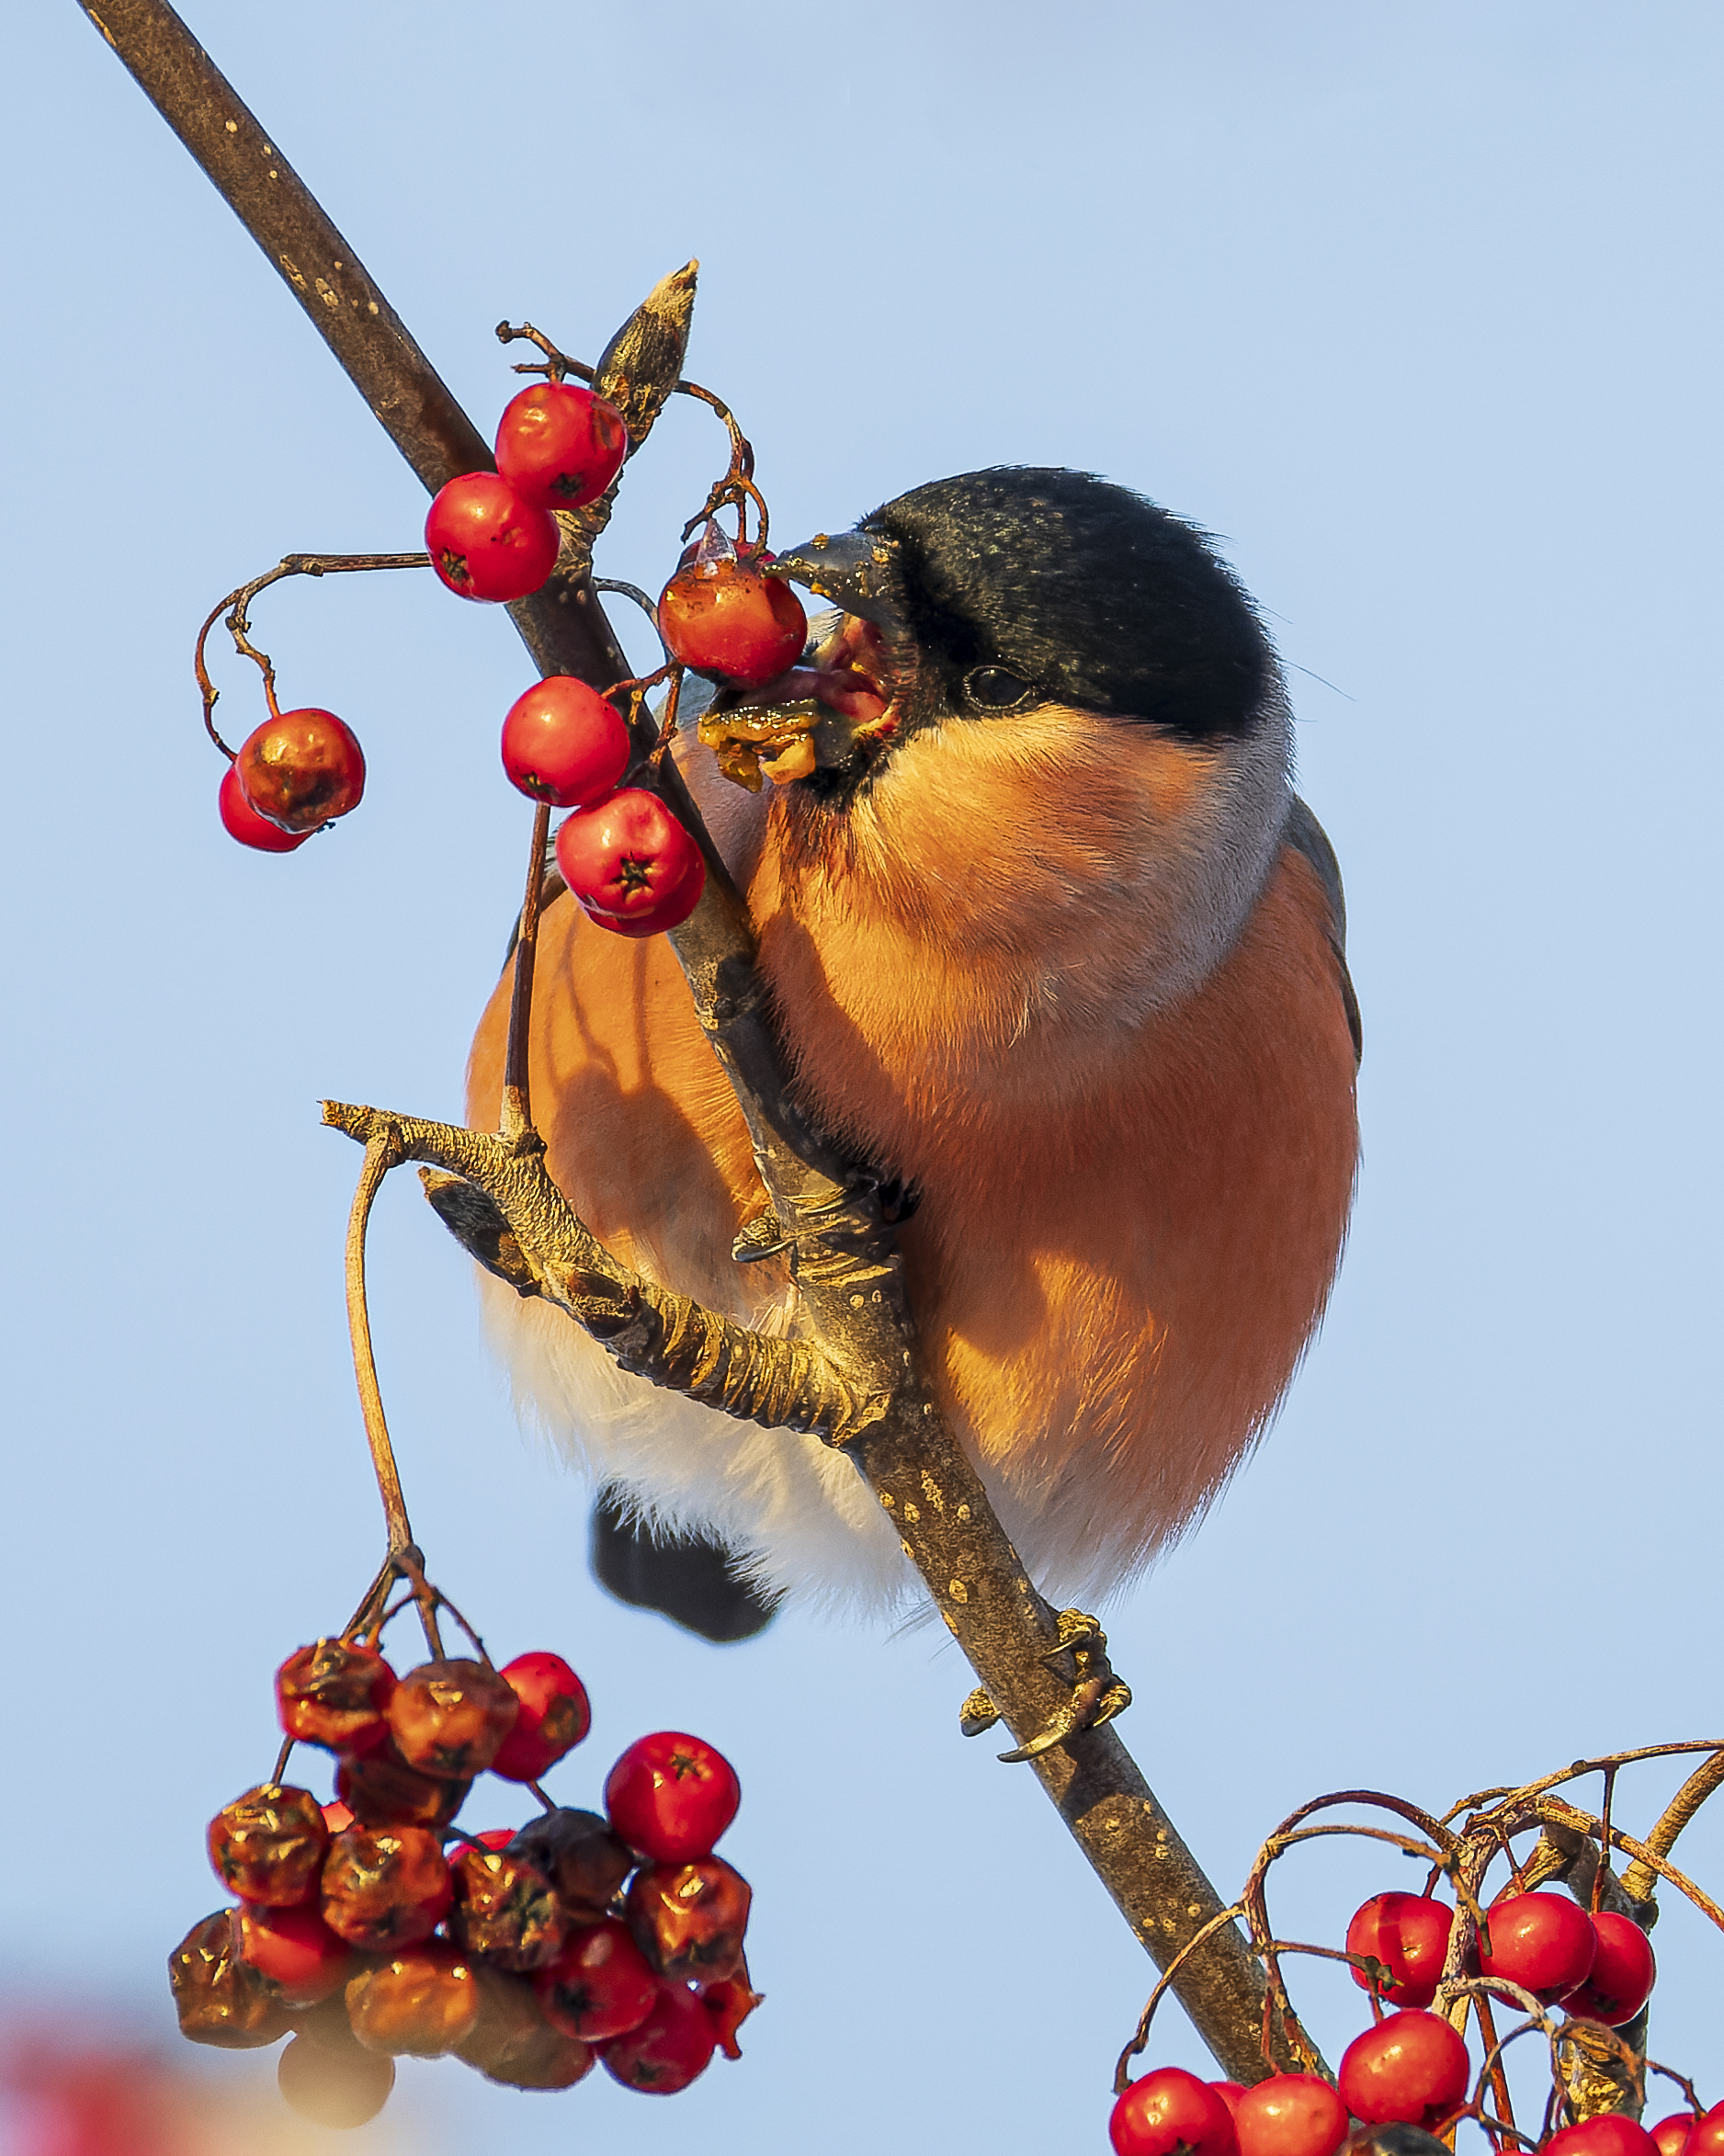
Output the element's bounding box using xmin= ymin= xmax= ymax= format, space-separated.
xmin=1561 ymin=1912 xmax=1656 ymax=2026
xmin=1345 ymin=1893 xmax=1453 ymax=2009
xmin=1651 ymin=2116 xmax=1698 ymax=2156
xmin=534 ymin=1918 xmax=659 ymax=2043
xmin=387 ymin=1657 xmax=519 ymax=1778
xmin=278 ymin=2034 xmax=395 ymax=2128
xmin=598 ymin=1980 xmax=718 ymax=2095
xmin=500 ymin=676 xmax=630 ymax=808
xmin=1687 ymin=2106 xmax=1724 ymax=2156
xmin=657 ymin=536 xmax=808 ymax=687
xmin=320 ymin=1824 xmax=453 ymax=1950
xmin=1478 ymin=1891 xmax=1596 ymax=2003
xmin=576 ymin=852 xmax=704 ymax=937
xmin=1233 ymin=2074 xmax=1349 ymax=2156
xmin=1337 ymin=2011 xmax=1469 ymax=2129
xmin=490 ymin=1650 xmax=592 ymax=1782
xmin=322 ymin=1799 xmax=356 ymax=1834
xmin=604 ymin=1731 xmax=741 ymax=1863
xmin=235 ymin=1900 xmax=351 ymax=2007
xmin=277 ymin=1639 xmax=397 ymax=1754
xmin=207 ymin=1784 xmax=329 ymax=1906
xmin=1110 ymin=2067 xmax=1240 ymax=2156
xmin=425 ymin=471 xmax=560 ymax=604
xmin=218 ymin=761 xmax=313 ymax=852
xmin=234 ymin=709 xmax=365 ymax=833
xmin=494 ymin=381 xmax=627 ymax=512
xmin=556 ymin=790 xmax=705 ymax=926
xmin=1210 ymin=2083 xmax=1247 ymax=2120
xmin=1546 ymin=2121 xmax=1662 ymax=2156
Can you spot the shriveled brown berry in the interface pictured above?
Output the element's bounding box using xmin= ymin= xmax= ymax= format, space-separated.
xmin=626 ymin=1855 xmax=752 ymax=1983
xmin=388 ymin=1658 xmax=518 ymax=1777
xmin=235 ymin=708 xmax=365 ymax=832
xmin=336 ymin=1737 xmax=470 ymax=1832
xmin=169 ymin=1909 xmax=295 ymax=2049
xmin=207 ymin=1784 xmax=329 ymax=1906
xmin=454 ymin=1965 xmax=595 ymax=2091
xmin=699 ymin=1966 xmax=765 ymax=2060
xmin=277 ymin=1639 xmax=397 ymax=1753
xmin=320 ymin=1825 xmax=452 ymax=1950
xmin=278 ymin=2031 xmax=395 ymax=2128
xmin=449 ymin=1841 xmax=567 ymax=1972
xmin=508 ymin=1807 xmax=632 ymax=1921
xmin=346 ymin=1940 xmax=480 ymax=2057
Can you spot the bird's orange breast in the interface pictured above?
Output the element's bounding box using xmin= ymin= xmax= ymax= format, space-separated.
xmin=468 ymin=761 xmax=1356 ymax=1598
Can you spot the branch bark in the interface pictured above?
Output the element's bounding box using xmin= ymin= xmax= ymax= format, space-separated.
xmin=88 ymin=0 xmax=1304 ymax=2082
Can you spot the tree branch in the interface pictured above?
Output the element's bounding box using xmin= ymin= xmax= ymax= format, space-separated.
xmin=93 ymin=0 xmax=1301 ymax=2082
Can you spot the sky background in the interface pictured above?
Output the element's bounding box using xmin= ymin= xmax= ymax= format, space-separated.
xmin=3 ymin=2 xmax=1722 ymax=2150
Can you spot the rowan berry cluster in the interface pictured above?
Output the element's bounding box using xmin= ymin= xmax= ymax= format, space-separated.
xmin=1111 ymin=1753 xmax=1718 ymax=2156
xmin=170 ymin=1628 xmax=755 ymax=2128
xmin=1115 ymin=1892 xmax=1664 ymax=2156
xmin=208 ymin=349 xmax=813 ymax=946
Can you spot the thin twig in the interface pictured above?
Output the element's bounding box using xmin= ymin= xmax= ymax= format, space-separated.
xmin=501 ymin=801 xmax=551 ymax=1142
xmin=344 ymin=1126 xmax=413 ymax=1554
xmin=1624 ymin=1748 xmax=1724 ymax=1902
xmin=194 ymin=551 xmax=429 ymax=755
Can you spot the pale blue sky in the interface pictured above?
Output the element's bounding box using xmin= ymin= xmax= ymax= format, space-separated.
xmin=3 ymin=5 xmax=1721 ymax=2150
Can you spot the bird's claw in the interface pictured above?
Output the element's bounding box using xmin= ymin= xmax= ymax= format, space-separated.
xmin=956 ymin=1614 xmax=1133 ymax=1758
xmin=996 ymin=1610 xmax=1133 ymax=1764
xmin=958 ymin=1686 xmax=1001 ymax=1738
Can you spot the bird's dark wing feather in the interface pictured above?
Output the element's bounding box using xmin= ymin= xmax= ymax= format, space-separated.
xmin=1284 ymin=795 xmax=1362 ymax=1066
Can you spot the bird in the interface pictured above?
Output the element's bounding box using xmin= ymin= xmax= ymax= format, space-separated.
xmin=466 ymin=467 xmax=1359 ymax=1634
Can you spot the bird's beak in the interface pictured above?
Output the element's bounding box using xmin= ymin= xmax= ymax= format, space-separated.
xmin=696 ymin=528 xmax=915 ymax=793
xmin=762 ymin=529 xmax=913 ymax=646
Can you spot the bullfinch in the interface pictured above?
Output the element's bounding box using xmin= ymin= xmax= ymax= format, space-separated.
xmin=467 ymin=467 xmax=1359 ymax=1631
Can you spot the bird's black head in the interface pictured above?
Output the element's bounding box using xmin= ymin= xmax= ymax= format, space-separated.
xmin=700 ymin=467 xmax=1278 ymax=803
xmin=857 ymin=468 xmax=1273 ymax=742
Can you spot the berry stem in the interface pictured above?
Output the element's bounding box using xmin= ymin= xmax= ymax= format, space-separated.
xmin=1625 ymin=1746 xmax=1724 ymax=1901
xmin=194 ymin=551 xmax=431 ymax=756
xmin=343 ymin=1125 xmax=414 ymax=1558
xmin=501 ymin=801 xmax=552 ymax=1144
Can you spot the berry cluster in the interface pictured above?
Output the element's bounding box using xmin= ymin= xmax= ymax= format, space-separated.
xmin=426 ymin=381 xmax=627 ymax=605
xmin=208 ymin=352 xmax=822 ymax=945
xmin=1110 ymin=2061 xmax=1724 ymax=2156
xmin=171 ymin=1632 xmax=754 ymax=2128
xmin=1113 ymin=1886 xmax=1672 ymax=2156
xmin=498 ymin=675 xmax=706 ymax=936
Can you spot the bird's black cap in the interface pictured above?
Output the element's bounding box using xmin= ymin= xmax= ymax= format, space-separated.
xmin=859 ymin=467 xmax=1275 ymax=741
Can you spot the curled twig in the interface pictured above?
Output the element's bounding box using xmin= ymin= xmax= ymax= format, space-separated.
xmin=194 ymin=551 xmax=429 ymax=755
xmin=1115 ymin=1905 xmax=1250 ymax=2094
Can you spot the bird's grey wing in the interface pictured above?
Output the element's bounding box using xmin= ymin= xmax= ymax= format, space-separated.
xmin=1284 ymin=794 xmax=1361 ymax=1066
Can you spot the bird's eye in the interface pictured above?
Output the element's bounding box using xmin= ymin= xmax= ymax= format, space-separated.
xmin=961 ymin=665 xmax=1037 ymax=712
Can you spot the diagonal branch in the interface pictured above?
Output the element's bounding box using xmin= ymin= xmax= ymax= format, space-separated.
xmin=92 ymin=0 xmax=1307 ymax=2083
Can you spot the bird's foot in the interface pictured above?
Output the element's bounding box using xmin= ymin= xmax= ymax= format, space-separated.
xmin=957 ymin=1610 xmax=1132 ymax=1762
xmin=958 ymin=1686 xmax=1002 ymax=1739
